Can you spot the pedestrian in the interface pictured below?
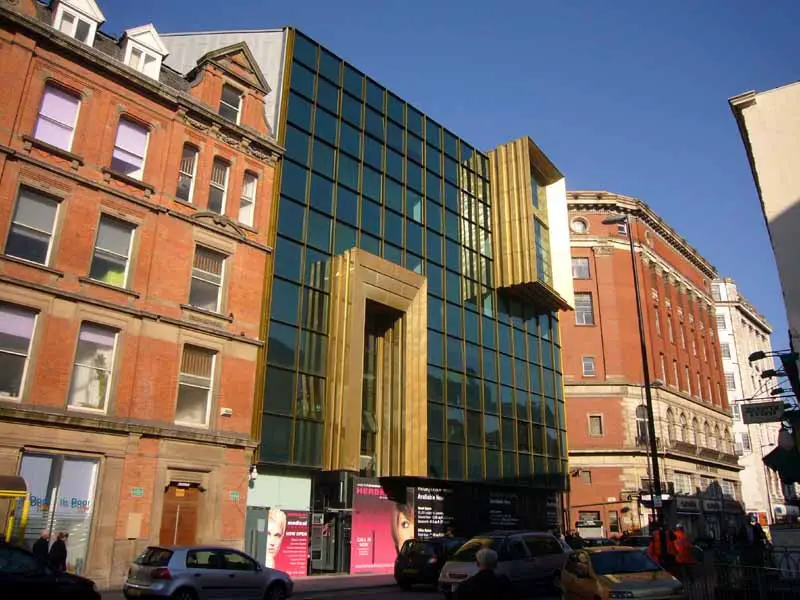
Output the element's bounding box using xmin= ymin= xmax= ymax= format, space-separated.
xmin=49 ymin=531 xmax=68 ymax=572
xmin=445 ymin=526 xmax=455 ymax=538
xmin=455 ymin=548 xmax=511 ymax=600
xmin=672 ymin=524 xmax=696 ymax=582
xmin=32 ymin=530 xmax=50 ymax=565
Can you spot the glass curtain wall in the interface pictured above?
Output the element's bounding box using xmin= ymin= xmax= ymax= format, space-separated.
xmin=262 ymin=30 xmax=567 ymax=487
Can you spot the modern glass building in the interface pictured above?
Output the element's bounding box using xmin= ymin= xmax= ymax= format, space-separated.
xmin=162 ymin=27 xmax=575 ymax=573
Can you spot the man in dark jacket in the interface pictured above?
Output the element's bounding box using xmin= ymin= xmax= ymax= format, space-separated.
xmin=49 ymin=531 xmax=68 ymax=571
xmin=32 ymin=530 xmax=50 ymax=565
xmin=455 ymin=547 xmax=511 ymax=600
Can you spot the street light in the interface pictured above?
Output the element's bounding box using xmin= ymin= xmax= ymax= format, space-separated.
xmin=602 ymin=213 xmax=667 ymax=557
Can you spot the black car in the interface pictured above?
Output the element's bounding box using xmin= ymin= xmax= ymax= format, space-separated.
xmin=395 ymin=537 xmax=465 ymax=590
xmin=0 ymin=543 xmax=101 ymax=600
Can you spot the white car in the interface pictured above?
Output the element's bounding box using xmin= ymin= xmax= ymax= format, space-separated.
xmin=438 ymin=531 xmax=570 ymax=598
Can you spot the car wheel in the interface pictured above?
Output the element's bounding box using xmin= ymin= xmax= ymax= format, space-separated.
xmin=265 ymin=582 xmax=287 ymax=600
xmin=171 ymin=589 xmax=196 ymax=600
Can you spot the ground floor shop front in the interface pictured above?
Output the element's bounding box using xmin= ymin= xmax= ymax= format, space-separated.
xmin=0 ymin=412 xmax=254 ymax=589
xmin=245 ymin=469 xmax=565 ymax=577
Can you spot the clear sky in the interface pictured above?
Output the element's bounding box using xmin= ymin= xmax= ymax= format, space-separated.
xmin=105 ymin=0 xmax=799 ymax=348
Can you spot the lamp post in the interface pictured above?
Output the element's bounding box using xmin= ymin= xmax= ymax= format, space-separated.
xmin=602 ymin=213 xmax=668 ymax=558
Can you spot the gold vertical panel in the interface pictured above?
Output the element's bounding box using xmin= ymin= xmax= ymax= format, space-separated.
xmin=323 ymin=249 xmax=427 ymax=476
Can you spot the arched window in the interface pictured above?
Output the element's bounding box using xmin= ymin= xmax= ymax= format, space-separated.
xmin=679 ymin=414 xmax=688 ymax=443
xmin=714 ymin=425 xmax=721 ymax=451
xmin=704 ymin=422 xmax=713 ymax=449
xmin=666 ymin=409 xmax=676 ymax=442
xmin=691 ymin=417 xmax=699 ymax=445
xmin=636 ymin=406 xmax=648 ymax=444
xmin=723 ymin=427 xmax=732 ymax=454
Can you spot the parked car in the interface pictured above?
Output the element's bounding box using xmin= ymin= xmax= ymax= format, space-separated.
xmin=123 ymin=546 xmax=293 ymax=600
xmin=438 ymin=531 xmax=570 ymax=598
xmin=560 ymin=546 xmax=685 ymax=599
xmin=395 ymin=537 xmax=465 ymax=590
xmin=582 ymin=537 xmax=617 ymax=548
xmin=619 ymin=535 xmax=652 ymax=551
xmin=0 ymin=543 xmax=101 ymax=600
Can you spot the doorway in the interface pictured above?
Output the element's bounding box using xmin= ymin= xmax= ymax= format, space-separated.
xmin=159 ymin=485 xmax=200 ymax=546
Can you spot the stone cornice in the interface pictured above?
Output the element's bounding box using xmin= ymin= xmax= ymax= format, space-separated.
xmin=0 ymin=3 xmax=283 ymax=161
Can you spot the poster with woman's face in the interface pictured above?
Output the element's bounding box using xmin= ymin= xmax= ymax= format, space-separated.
xmin=265 ymin=508 xmax=309 ymax=578
xmin=350 ymin=482 xmax=415 ymax=574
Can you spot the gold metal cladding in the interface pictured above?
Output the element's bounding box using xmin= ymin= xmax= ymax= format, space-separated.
xmin=324 ymin=248 xmax=427 ymax=476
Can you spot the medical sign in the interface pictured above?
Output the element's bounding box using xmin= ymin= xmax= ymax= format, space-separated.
xmin=742 ymin=401 xmax=784 ymax=425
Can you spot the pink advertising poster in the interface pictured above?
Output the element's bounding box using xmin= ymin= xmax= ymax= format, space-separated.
xmin=350 ymin=481 xmax=414 ymax=574
xmin=267 ymin=509 xmax=309 ymax=578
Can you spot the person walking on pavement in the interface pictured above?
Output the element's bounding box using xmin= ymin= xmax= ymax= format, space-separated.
xmin=32 ymin=530 xmax=50 ymax=565
xmin=49 ymin=531 xmax=68 ymax=572
xmin=672 ymin=524 xmax=696 ymax=582
xmin=455 ymin=548 xmax=511 ymax=600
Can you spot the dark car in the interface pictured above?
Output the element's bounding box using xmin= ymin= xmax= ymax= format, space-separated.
xmin=395 ymin=537 xmax=465 ymax=590
xmin=619 ymin=535 xmax=652 ymax=551
xmin=0 ymin=543 xmax=100 ymax=600
xmin=582 ymin=537 xmax=617 ymax=548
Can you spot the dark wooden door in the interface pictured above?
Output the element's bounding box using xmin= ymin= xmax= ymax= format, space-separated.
xmin=159 ymin=486 xmax=199 ymax=546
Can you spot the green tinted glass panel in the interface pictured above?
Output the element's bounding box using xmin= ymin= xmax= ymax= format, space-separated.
xmin=291 ymin=62 xmax=315 ymax=99
xmin=407 ymin=190 xmax=422 ymax=222
xmin=429 ymin=331 xmax=443 ymax=366
xmin=299 ymin=330 xmax=327 ymax=375
xmin=362 ymin=166 xmax=382 ymax=201
xmin=407 ymin=133 xmax=423 ymax=163
xmin=406 ymin=220 xmax=423 ymax=255
xmin=339 ymin=121 xmax=361 ymax=158
xmin=447 ymin=337 xmax=463 ymax=371
xmin=407 ymin=252 xmax=423 ymax=274
xmin=311 ymin=139 xmax=335 ymax=178
xmin=359 ymin=232 xmax=381 ymax=255
xmin=278 ymin=197 xmax=306 ymax=240
xmin=461 ymin=141 xmax=474 ymax=163
xmin=407 ymin=161 xmax=422 ymax=192
xmin=361 ymin=199 xmax=381 ymax=235
xmin=333 ymin=221 xmax=357 ymax=254
xmin=338 ymin=154 xmax=358 ymax=190
xmin=364 ymin=136 xmax=383 ymax=169
xmin=444 ymin=156 xmax=458 ymax=183
xmin=336 ymin=185 xmax=358 ymax=225
xmin=271 ymin=278 xmax=301 ymax=325
xmin=384 ymin=244 xmax=401 ymax=266
xmin=407 ymin=106 xmax=423 ymax=136
xmin=302 ymin=288 xmax=329 ymax=333
xmin=384 ymin=209 xmax=403 ymax=246
xmin=261 ymin=415 xmax=292 ymax=462
xmin=309 ymin=173 xmax=333 ymax=213
xmin=482 ymin=316 xmax=496 ymax=348
xmin=387 ymin=121 xmax=403 ymax=152
xmin=314 ymin=108 xmax=337 ymax=144
xmin=343 ymin=64 xmax=363 ymax=97
xmin=429 ymin=402 xmax=444 ymax=441
xmin=274 ymin=236 xmax=303 ymax=282
xmin=427 ymin=200 xmax=442 ymax=232
xmin=365 ymin=107 xmax=384 ymax=140
xmin=446 ymin=270 xmax=461 ymax=303
xmin=427 ymin=172 xmax=442 ymax=203
xmin=386 ymin=149 xmax=403 ymax=182
xmin=341 ymin=93 xmax=362 ymax=128
xmin=444 ymin=130 xmax=458 ymax=158
xmin=428 ymin=297 xmax=444 ymax=331
xmin=284 ymin=125 xmax=310 ymax=164
xmin=366 ymin=79 xmax=384 ymax=111
xmin=464 ymin=309 xmax=479 ymax=344
xmin=429 ymin=442 xmax=444 ymax=478
xmin=444 ymin=183 xmax=458 ymax=212
xmin=282 ymin=161 xmax=307 ymax=201
xmin=445 ymin=239 xmax=460 ymax=271
xmin=387 ymin=93 xmax=404 ymax=123
xmin=307 ymin=211 xmax=332 ymax=252
xmin=426 ymin=120 xmax=441 ymax=147
xmin=447 ymin=373 xmax=463 ymax=407
xmin=428 ymin=263 xmax=443 ymax=297
xmin=318 ymin=48 xmax=340 ymax=83
xmin=287 ymin=92 xmax=313 ymax=131
xmin=484 ymin=382 xmax=498 ymax=413
xmin=427 ymin=146 xmax=442 ymax=175
xmin=316 ymin=77 xmax=339 ymax=113
xmin=304 ymin=248 xmax=331 ymax=291
xmin=465 ymin=341 xmax=479 ymax=375
xmin=427 ymin=230 xmax=442 ymax=264
xmin=385 ymin=178 xmax=403 ymax=212
xmin=293 ymin=33 xmax=317 ymax=67
xmin=446 ymin=302 xmax=462 ymax=338
xmin=264 ymin=367 xmax=294 ymax=415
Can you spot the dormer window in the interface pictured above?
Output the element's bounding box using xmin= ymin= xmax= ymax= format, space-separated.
xmin=51 ymin=0 xmax=104 ymax=46
xmin=120 ymin=24 xmax=169 ymax=82
xmin=219 ymin=84 xmax=242 ymax=124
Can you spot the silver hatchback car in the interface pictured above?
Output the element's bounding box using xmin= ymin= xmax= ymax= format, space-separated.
xmin=123 ymin=546 xmax=293 ymax=600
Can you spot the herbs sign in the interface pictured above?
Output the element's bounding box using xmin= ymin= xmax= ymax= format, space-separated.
xmin=742 ymin=401 xmax=784 ymax=425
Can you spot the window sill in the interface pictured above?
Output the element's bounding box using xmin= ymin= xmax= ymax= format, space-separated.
xmin=102 ymin=167 xmax=156 ymax=195
xmin=78 ymin=276 xmax=141 ymax=298
xmin=180 ymin=303 xmax=234 ymax=323
xmin=22 ymin=135 xmax=84 ymax=168
xmin=66 ymin=404 xmax=108 ymax=416
xmin=1 ymin=253 xmax=65 ymax=277
xmin=174 ymin=197 xmax=198 ymax=210
xmin=236 ymin=221 xmax=258 ymax=234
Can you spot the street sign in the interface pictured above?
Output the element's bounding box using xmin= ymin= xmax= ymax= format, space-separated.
xmin=742 ymin=401 xmax=784 ymax=425
xmin=131 ymin=487 xmax=144 ymax=497
xmin=654 ymin=495 xmax=663 ymax=508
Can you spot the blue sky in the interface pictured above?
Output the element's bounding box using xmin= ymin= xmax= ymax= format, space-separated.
xmin=105 ymin=0 xmax=799 ymax=348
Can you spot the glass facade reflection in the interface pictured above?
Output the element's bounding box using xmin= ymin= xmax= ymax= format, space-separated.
xmin=262 ymin=31 xmax=568 ymax=487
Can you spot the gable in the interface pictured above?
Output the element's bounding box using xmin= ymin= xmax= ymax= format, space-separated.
xmin=194 ymin=42 xmax=270 ymax=95
xmin=124 ymin=23 xmax=169 ymax=56
xmin=51 ymin=0 xmax=105 ymax=22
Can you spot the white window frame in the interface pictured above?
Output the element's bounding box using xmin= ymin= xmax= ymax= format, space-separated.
xmin=208 ymin=158 xmax=230 ymax=215
xmin=617 ymin=222 xmax=628 ymax=236
xmin=89 ymin=215 xmax=135 ymax=288
xmin=574 ymin=293 xmax=594 ymax=326
xmin=189 ymin=246 xmax=226 ymax=313
xmin=0 ymin=303 xmax=38 ymax=401
xmin=716 ymin=314 xmax=726 ymax=329
xmin=659 ymin=354 xmax=667 ymax=382
xmin=175 ymin=344 xmax=216 ymax=428
xmin=581 ymin=356 xmax=596 ymax=377
xmin=5 ymin=187 xmax=60 ymax=266
xmin=176 ymin=144 xmax=199 ymax=203
xmin=680 ymin=327 xmax=686 ymax=349
xmin=219 ymin=84 xmax=242 ymax=124
xmin=67 ymin=322 xmax=118 ymax=414
xmin=111 ymin=117 xmax=149 ymax=180
xmin=684 ymin=365 xmax=691 ymax=393
xmin=697 ymin=373 xmax=703 ymax=400
xmin=33 ymin=84 xmax=81 ymax=152
xmin=721 ymin=343 xmax=731 ymax=359
xmin=53 ymin=4 xmax=97 ymax=45
xmin=725 ymin=373 xmax=736 ymax=391
xmin=124 ymin=43 xmax=160 ymax=79
xmin=654 ymin=310 xmax=661 ymax=335
xmin=571 ymin=257 xmax=590 ymax=279
xmin=588 ymin=414 xmax=604 ymax=437
xmin=239 ymin=172 xmax=257 ymax=226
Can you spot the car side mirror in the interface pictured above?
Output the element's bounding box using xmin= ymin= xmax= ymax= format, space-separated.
xmin=255 ymin=563 xmax=263 ymax=572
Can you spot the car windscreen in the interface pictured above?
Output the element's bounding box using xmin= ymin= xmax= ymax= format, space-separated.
xmin=134 ymin=547 xmax=173 ymax=567
xmin=450 ymin=537 xmax=504 ymax=562
xmin=623 ymin=537 xmax=651 ymax=547
xmin=590 ymin=550 xmax=661 ymax=575
xmin=400 ymin=541 xmax=435 ymax=556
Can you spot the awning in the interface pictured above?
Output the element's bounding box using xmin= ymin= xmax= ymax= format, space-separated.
xmin=0 ymin=475 xmax=28 ymax=496
xmin=763 ymin=447 xmax=800 ymax=484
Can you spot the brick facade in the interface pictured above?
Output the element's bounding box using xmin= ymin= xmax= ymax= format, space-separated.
xmin=562 ymin=191 xmax=742 ymax=540
xmin=0 ymin=0 xmax=280 ymax=587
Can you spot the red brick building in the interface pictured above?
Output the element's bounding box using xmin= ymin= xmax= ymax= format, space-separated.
xmin=0 ymin=0 xmax=280 ymax=586
xmin=562 ymin=191 xmax=742 ymax=541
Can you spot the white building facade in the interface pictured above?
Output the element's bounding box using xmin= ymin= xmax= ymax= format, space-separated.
xmin=713 ymin=278 xmax=788 ymax=524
